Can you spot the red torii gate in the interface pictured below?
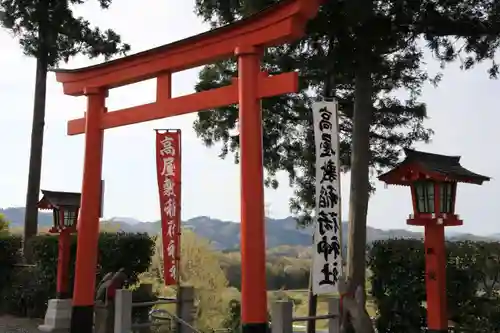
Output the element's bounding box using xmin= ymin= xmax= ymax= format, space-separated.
xmin=54 ymin=1 xmax=322 ymax=332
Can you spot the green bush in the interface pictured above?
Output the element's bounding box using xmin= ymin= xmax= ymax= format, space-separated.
xmin=0 ymin=213 xmax=10 ymax=234
xmin=369 ymin=239 xmax=500 ymax=333
xmin=369 ymin=239 xmax=426 ymax=333
xmin=0 ymin=235 xmax=22 ymax=301
xmin=221 ymin=300 xmax=241 ymax=333
xmin=2 ymin=232 xmax=155 ymax=317
xmin=3 ymin=266 xmax=52 ymax=317
xmin=97 ymin=232 xmax=155 ymax=284
xmin=447 ymin=241 xmax=500 ymax=332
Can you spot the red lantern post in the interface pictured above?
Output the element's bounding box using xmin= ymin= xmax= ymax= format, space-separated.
xmin=38 ymin=190 xmax=81 ymax=299
xmin=379 ymin=149 xmax=490 ymax=333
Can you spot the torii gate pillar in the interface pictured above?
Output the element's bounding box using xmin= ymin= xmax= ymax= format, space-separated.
xmin=70 ymin=88 xmax=106 ymax=331
xmin=236 ymin=45 xmax=267 ymax=329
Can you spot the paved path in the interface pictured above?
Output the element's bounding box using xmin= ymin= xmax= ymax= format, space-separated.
xmin=0 ymin=315 xmax=43 ymax=333
xmin=293 ymin=326 xmax=328 ymax=333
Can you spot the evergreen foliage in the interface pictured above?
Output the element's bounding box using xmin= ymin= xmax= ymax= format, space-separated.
xmin=192 ymin=0 xmax=500 ymax=224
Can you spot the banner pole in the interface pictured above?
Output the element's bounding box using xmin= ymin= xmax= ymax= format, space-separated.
xmin=176 ymin=129 xmax=182 ymax=303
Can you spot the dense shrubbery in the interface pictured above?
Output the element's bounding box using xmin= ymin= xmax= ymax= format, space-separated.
xmin=0 ymin=235 xmax=22 ymax=303
xmin=0 ymin=213 xmax=10 ymax=234
xmin=0 ymin=232 xmax=155 ymax=317
xmin=3 ymin=228 xmax=500 ymax=333
xmin=369 ymin=239 xmax=500 ymax=333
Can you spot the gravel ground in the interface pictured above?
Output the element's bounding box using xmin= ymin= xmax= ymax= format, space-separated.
xmin=0 ymin=315 xmax=43 ymax=333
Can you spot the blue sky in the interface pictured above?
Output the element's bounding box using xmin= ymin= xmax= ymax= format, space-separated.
xmin=0 ymin=0 xmax=498 ymax=235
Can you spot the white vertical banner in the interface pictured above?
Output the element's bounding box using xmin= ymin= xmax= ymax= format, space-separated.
xmin=311 ymin=100 xmax=342 ymax=295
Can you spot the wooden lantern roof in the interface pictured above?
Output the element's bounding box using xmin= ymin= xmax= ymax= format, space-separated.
xmin=37 ymin=190 xmax=81 ymax=210
xmin=378 ymin=149 xmax=490 ymax=186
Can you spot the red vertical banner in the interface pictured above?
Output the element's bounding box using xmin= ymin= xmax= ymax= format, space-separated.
xmin=155 ymin=129 xmax=181 ymax=286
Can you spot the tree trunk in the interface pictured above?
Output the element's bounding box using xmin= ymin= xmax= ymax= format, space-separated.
xmin=346 ymin=68 xmax=373 ymax=298
xmin=306 ymin=234 xmax=317 ymax=333
xmin=306 ymin=285 xmax=317 ymax=333
xmin=23 ymin=35 xmax=48 ymax=256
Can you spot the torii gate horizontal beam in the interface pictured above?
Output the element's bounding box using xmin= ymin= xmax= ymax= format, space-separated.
xmin=67 ymin=71 xmax=297 ymax=135
xmin=53 ymin=0 xmax=320 ymax=96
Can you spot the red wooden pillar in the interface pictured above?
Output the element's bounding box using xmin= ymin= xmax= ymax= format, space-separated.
xmin=56 ymin=228 xmax=71 ymax=299
xmin=70 ymin=88 xmax=106 ymax=333
xmin=424 ymin=223 xmax=448 ymax=333
xmin=235 ymin=45 xmax=268 ymax=333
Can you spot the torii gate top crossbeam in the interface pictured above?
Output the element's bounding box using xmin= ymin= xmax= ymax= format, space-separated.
xmin=54 ymin=0 xmax=322 ymax=96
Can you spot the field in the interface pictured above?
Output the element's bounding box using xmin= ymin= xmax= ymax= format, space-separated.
xmin=143 ymin=232 xmax=379 ymax=332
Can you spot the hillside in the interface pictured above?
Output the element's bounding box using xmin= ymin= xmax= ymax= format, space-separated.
xmin=1 ymin=207 xmax=496 ymax=250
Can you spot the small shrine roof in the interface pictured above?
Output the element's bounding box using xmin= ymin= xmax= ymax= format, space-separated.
xmin=37 ymin=190 xmax=81 ymax=210
xmin=379 ymin=149 xmax=490 ymax=185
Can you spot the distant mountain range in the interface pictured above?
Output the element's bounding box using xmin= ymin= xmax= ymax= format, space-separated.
xmin=1 ymin=207 xmax=498 ymax=250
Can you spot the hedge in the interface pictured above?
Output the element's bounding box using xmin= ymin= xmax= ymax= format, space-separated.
xmin=0 ymin=235 xmax=22 ymax=296
xmin=0 ymin=232 xmax=155 ymax=318
xmin=368 ymin=239 xmax=500 ymax=333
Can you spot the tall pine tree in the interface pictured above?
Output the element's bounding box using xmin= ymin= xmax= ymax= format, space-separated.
xmin=0 ymin=0 xmax=130 ymax=253
xmin=193 ymin=0 xmax=499 ymax=330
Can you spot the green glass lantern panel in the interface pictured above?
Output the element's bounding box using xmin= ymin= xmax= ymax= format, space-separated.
xmin=63 ymin=209 xmax=78 ymax=228
xmin=414 ymin=181 xmax=435 ymax=213
xmin=52 ymin=209 xmax=60 ymax=228
xmin=439 ymin=182 xmax=455 ymax=213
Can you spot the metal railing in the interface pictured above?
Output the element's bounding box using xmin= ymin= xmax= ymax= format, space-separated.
xmin=115 ymin=286 xmax=199 ymax=333
xmin=271 ymin=298 xmax=340 ymax=333
xmin=116 ymin=288 xmax=340 ymax=333
xmin=148 ymin=308 xmax=202 ymax=333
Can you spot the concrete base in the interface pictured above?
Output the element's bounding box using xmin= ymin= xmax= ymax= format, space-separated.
xmin=38 ymin=299 xmax=72 ymax=333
